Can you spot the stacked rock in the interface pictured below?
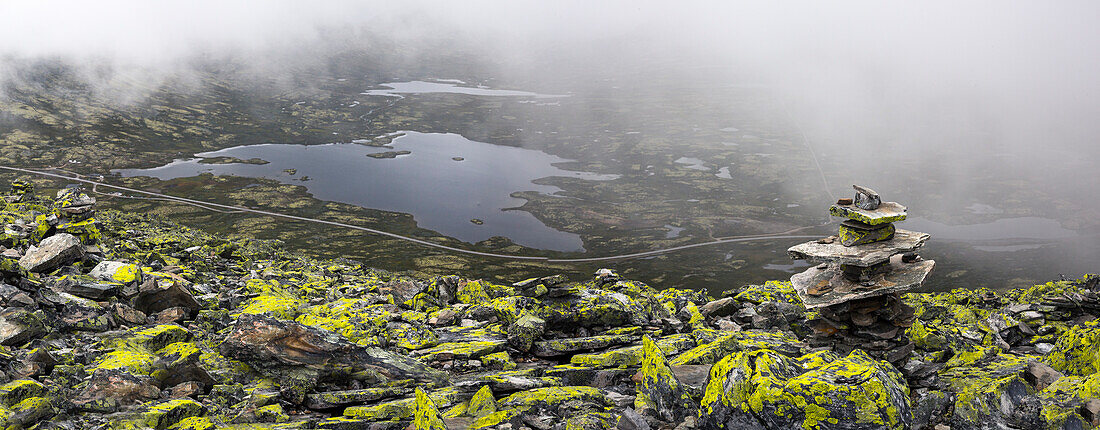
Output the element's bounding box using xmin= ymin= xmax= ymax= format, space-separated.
xmin=786 ymin=185 xmax=935 ymax=365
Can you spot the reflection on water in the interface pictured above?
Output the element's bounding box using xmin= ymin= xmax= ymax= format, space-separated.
xmin=965 ymin=203 xmax=1004 ymax=215
xmin=674 ymin=157 xmax=708 ymax=171
xmin=904 ymin=216 xmax=1077 ymax=242
xmin=116 ymin=132 xmax=618 ymax=252
xmin=361 ymin=81 xmax=566 ymax=98
xmin=763 ymin=260 xmax=811 ymax=273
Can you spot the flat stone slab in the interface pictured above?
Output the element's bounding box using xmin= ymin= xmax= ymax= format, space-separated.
xmin=829 ymin=202 xmax=907 ymax=225
xmin=791 ymin=255 xmax=935 ymax=309
xmin=787 ymin=229 xmax=929 ymax=267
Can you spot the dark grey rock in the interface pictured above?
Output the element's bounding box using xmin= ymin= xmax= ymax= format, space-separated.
xmin=852 ymin=184 xmax=882 ymax=210
xmin=132 ymin=279 xmax=201 ymax=316
xmin=0 ymin=308 xmax=46 ymax=346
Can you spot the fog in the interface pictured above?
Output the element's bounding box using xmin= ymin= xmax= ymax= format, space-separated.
xmin=2 ymin=1 xmax=1099 ymax=217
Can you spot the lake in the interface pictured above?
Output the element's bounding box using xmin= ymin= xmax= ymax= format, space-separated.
xmin=115 ymin=131 xmax=618 ymax=252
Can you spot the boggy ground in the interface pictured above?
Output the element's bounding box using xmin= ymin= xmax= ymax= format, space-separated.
xmin=1 ymin=182 xmax=1099 ymax=430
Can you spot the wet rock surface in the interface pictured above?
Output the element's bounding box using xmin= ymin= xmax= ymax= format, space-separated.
xmin=0 ymin=182 xmax=1095 ymax=429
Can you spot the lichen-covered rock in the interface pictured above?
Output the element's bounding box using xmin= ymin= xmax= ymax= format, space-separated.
xmin=344 ymin=386 xmax=465 ymax=421
xmin=413 ymin=340 xmax=506 ymax=362
xmin=570 ymin=333 xmax=696 ymax=368
xmin=670 ymin=329 xmax=807 ymax=365
xmin=89 ymin=260 xmax=143 ymax=285
xmin=506 ymin=313 xmax=545 ymax=351
xmin=305 ymin=386 xmax=411 ymax=409
xmin=255 ymin=403 xmax=289 ymax=423
xmin=1044 ymin=319 xmax=1100 ymax=377
xmin=479 ymin=351 xmax=517 ymax=370
xmin=137 ymin=398 xmax=205 ymax=429
xmin=497 ymin=386 xmax=611 ymax=416
xmin=221 ymin=313 xmax=448 ymax=385
xmin=4 ymin=396 xmax=54 ymax=428
xmin=1010 ymin=371 xmax=1100 ymax=430
xmin=531 ymin=334 xmax=636 ymax=357
xmin=74 ymin=368 xmax=162 ymax=411
xmin=699 ymin=349 xmax=910 ymax=430
xmin=733 ymin=280 xmax=804 ymax=309
xmin=939 ymin=346 xmax=1036 ymax=429
xmin=467 ymin=386 xmax=497 ymax=418
xmin=635 ymin=335 xmax=695 ymax=421
xmin=415 ymin=387 xmax=449 ymax=430
xmin=295 ymin=297 xmax=391 ymax=346
xmin=0 ymin=379 xmax=45 ymax=407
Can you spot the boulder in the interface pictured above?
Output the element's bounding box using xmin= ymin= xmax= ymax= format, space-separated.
xmin=18 ymin=233 xmax=83 ymax=273
xmin=699 ymin=349 xmax=910 ymax=430
xmin=132 ymin=279 xmax=201 ymax=316
xmin=939 ymin=346 xmax=1034 ymax=429
xmin=89 ymin=260 xmax=143 ymax=285
xmin=220 ymin=314 xmax=447 ymax=385
xmin=507 ymin=313 xmax=545 ymax=352
xmin=670 ymin=330 xmax=807 ymax=365
xmin=0 ymin=308 xmax=46 ymax=346
xmin=73 ymin=368 xmax=161 ymax=412
xmin=1044 ymin=319 xmax=1100 ymax=376
xmin=55 ymin=275 xmax=119 ymax=300
xmin=4 ymin=396 xmax=54 ymax=428
xmin=634 ymin=336 xmax=695 ymax=422
xmin=531 ymin=334 xmax=636 ymax=357
xmin=414 ymin=387 xmax=448 ymax=430
xmin=304 ymin=386 xmax=411 ymax=410
xmin=467 ymin=386 xmax=497 ymax=418
xmin=1024 ymin=360 xmax=1063 ymax=391
xmin=699 ymin=297 xmax=738 ymax=317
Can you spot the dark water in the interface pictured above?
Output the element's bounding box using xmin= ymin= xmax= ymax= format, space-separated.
xmin=115 ymin=132 xmax=617 ymax=252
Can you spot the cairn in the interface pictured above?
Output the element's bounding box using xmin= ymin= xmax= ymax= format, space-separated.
xmin=787 ymin=185 xmax=935 ymax=364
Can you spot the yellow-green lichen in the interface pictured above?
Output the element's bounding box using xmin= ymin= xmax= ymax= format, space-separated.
xmin=414 ymin=387 xmax=447 ymax=430
xmin=295 ymin=298 xmax=389 ymax=346
xmin=1044 ymin=319 xmax=1100 ymax=376
xmin=467 ymin=386 xmax=497 ymax=418
xmin=480 ymin=351 xmax=517 ymax=370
